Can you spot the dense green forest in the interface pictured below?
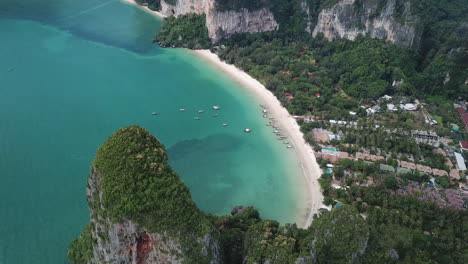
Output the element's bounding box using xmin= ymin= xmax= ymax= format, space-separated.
xmin=157 ymin=0 xmax=467 ymax=116
xmin=211 ymin=197 xmax=467 ymax=263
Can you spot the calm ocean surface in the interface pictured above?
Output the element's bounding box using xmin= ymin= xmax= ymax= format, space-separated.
xmin=0 ymin=0 xmax=304 ymax=262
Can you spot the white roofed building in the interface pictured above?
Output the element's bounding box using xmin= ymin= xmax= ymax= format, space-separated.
xmin=454 ymin=152 xmax=466 ymax=171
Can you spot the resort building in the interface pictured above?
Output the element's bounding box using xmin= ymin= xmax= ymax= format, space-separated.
xmin=355 ymin=152 xmax=385 ymax=162
xmin=400 ymin=103 xmax=418 ymax=111
xmin=387 ymin=103 xmax=398 ymax=112
xmin=432 ymin=169 xmax=448 ymax=177
xmin=450 ymin=169 xmax=461 ymax=180
xmin=315 ymin=148 xmax=351 ymax=163
xmin=456 ymin=107 xmax=468 ymax=132
xmin=416 ymin=164 xmax=433 ymax=175
xmin=460 ymin=140 xmax=468 ymax=151
xmin=380 ymin=164 xmax=396 ymax=173
xmin=411 ymin=130 xmax=439 ymax=144
xmin=312 ymin=128 xmax=340 ymax=143
xmin=454 ymin=152 xmax=466 ymax=171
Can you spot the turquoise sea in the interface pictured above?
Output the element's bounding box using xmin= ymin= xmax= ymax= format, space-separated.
xmin=0 ymin=0 xmax=305 ymax=263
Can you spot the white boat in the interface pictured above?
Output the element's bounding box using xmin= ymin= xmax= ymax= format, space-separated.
xmin=198 ymin=110 xmax=204 ymax=113
xmin=262 ymin=109 xmax=268 ymax=113
xmin=244 ymin=128 xmax=251 ymax=133
xmin=151 ymin=112 xmax=158 ymax=115
xmin=287 ymin=145 xmax=293 ymax=148
xmin=212 ymin=114 xmax=219 ymax=117
xmin=274 ymin=130 xmax=279 ymax=133
xmin=222 ymin=123 xmax=228 ymax=127
xmin=212 ymin=106 xmax=220 ymax=110
xmin=179 ymin=109 xmax=185 ymax=112
xmin=263 ymin=115 xmax=268 ymax=118
xmin=283 ymin=142 xmax=289 ymax=144
xmin=194 ymin=117 xmax=200 ymax=120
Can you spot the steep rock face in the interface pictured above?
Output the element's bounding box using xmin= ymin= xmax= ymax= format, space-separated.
xmin=160 ymin=0 xmax=278 ymax=41
xmin=312 ymin=0 xmax=421 ymax=48
xmin=206 ymin=8 xmax=278 ymax=40
xmin=160 ymin=0 xmax=208 ymax=16
xmin=70 ymin=126 xmax=221 ymax=264
xmin=86 ymin=168 xmax=185 ymax=264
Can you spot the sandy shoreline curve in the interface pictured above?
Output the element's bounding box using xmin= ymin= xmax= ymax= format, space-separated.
xmin=192 ymin=50 xmax=323 ymax=227
xmin=121 ymin=0 xmax=324 ymax=228
xmin=121 ymin=0 xmax=166 ymax=18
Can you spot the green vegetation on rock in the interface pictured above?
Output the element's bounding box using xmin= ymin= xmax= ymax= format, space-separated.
xmin=157 ymin=14 xmax=210 ymax=49
xmin=135 ymin=0 xmax=161 ymax=11
xmin=301 ymin=206 xmax=369 ymax=263
xmin=91 ymin=125 xmax=210 ymax=236
xmin=67 ymin=223 xmax=94 ymax=264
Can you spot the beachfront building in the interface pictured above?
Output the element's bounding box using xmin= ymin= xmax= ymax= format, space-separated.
xmin=315 ymin=148 xmax=351 ymax=163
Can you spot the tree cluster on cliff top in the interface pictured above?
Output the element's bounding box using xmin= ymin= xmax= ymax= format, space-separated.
xmin=157 ymin=14 xmax=210 ymax=49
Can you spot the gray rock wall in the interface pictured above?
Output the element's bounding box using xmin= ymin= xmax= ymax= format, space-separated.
xmin=312 ymin=0 xmax=421 ymax=48
xmin=160 ymin=0 xmax=278 ymax=41
xmin=85 ymin=167 xmax=221 ymax=264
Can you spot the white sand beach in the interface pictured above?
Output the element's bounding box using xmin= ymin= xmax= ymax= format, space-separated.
xmin=121 ymin=0 xmax=324 ymax=227
xmin=121 ymin=0 xmax=166 ymax=18
xmin=192 ymin=50 xmax=324 ymax=227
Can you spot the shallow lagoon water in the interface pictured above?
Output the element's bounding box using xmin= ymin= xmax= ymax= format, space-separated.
xmin=0 ymin=0 xmax=305 ymax=262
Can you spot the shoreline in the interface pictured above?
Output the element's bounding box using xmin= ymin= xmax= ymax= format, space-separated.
xmin=191 ymin=50 xmax=324 ymax=228
xmin=121 ymin=0 xmax=324 ymax=228
xmin=121 ymin=0 xmax=166 ymax=18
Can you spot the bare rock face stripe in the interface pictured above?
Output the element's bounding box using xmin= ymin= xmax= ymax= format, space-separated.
xmin=160 ymin=0 xmax=421 ymax=47
xmin=312 ymin=0 xmax=421 ymax=48
xmin=160 ymin=0 xmax=278 ymax=41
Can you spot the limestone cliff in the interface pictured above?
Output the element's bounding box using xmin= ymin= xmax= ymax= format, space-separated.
xmin=68 ymin=126 xmax=221 ymax=264
xmin=159 ymin=0 xmax=278 ymax=41
xmin=68 ymin=126 xmax=374 ymax=264
xmin=312 ymin=0 xmax=421 ymax=48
